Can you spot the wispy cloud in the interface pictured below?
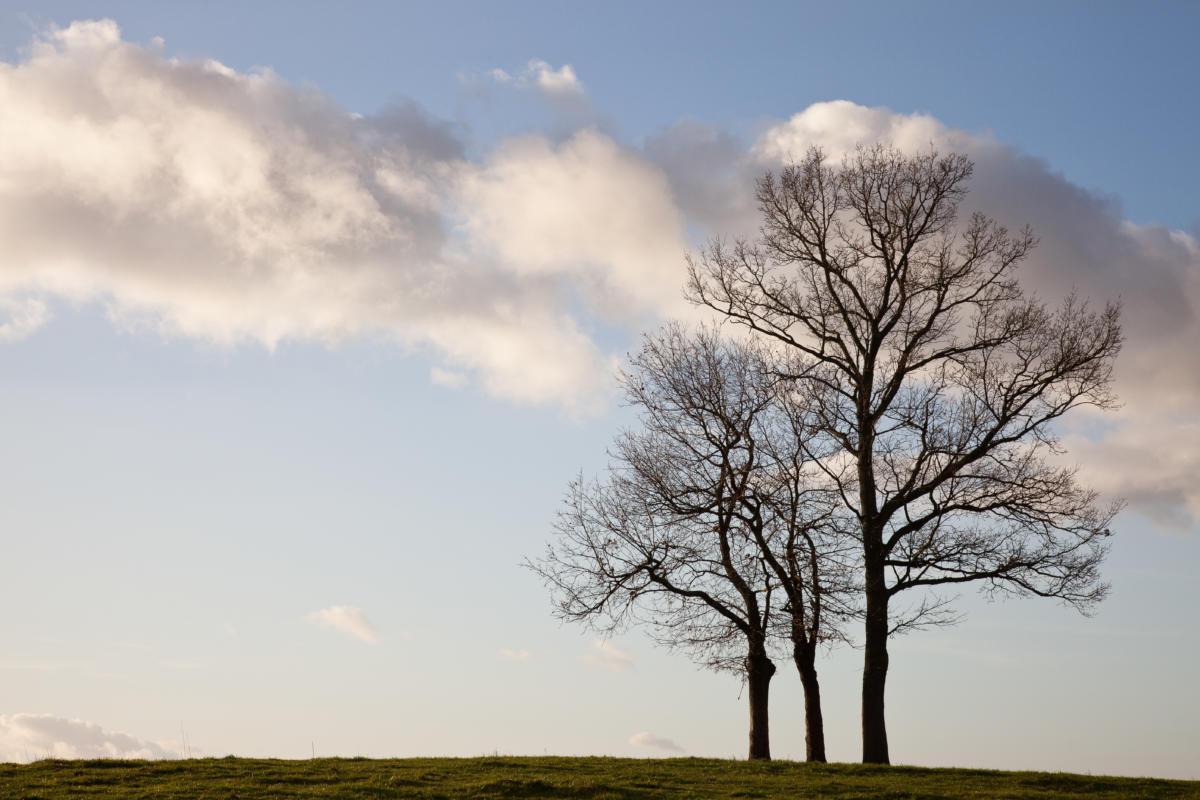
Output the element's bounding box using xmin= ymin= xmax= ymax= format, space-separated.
xmin=497 ymin=648 xmax=532 ymax=662
xmin=0 ymin=297 xmax=49 ymax=342
xmin=584 ymin=639 xmax=633 ymax=672
xmin=305 ymin=605 xmax=380 ymax=644
xmin=629 ymin=731 xmax=683 ymax=753
xmin=0 ymin=714 xmax=183 ymax=761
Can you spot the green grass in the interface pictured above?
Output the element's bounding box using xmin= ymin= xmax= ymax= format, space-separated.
xmin=1 ymin=757 xmax=1196 ymax=799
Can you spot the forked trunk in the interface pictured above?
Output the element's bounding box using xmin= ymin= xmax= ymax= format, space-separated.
xmin=746 ymin=649 xmax=776 ymax=761
xmin=793 ymin=642 xmax=827 ymax=762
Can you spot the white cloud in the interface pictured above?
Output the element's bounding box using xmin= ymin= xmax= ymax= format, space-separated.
xmin=497 ymin=648 xmax=532 ymax=662
xmin=305 ymin=605 xmax=380 ymax=644
xmin=483 ymin=59 xmax=585 ymax=100
xmin=0 ymin=714 xmax=181 ymax=761
xmin=0 ymin=21 xmax=682 ymax=413
xmin=460 ymin=130 xmax=691 ymax=321
xmin=525 ymin=60 xmax=584 ymax=98
xmin=753 ymin=100 xmax=980 ymax=165
xmin=583 ymin=639 xmax=633 ymax=672
xmin=0 ymin=297 xmax=49 ymax=342
xmin=628 ymin=731 xmax=684 ymax=753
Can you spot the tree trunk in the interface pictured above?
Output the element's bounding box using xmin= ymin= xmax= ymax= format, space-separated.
xmin=861 ymin=566 xmax=890 ymax=764
xmin=792 ymin=641 xmax=827 ymax=762
xmin=746 ymin=650 xmax=776 ymax=761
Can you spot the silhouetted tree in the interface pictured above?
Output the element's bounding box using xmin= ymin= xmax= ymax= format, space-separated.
xmin=534 ymin=326 xmax=847 ymax=761
xmin=688 ymin=145 xmax=1123 ymax=764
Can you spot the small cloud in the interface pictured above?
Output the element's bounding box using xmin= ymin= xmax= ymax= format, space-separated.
xmin=0 ymin=714 xmax=183 ymax=761
xmin=478 ymin=59 xmax=586 ymax=101
xmin=524 ymin=59 xmax=584 ymax=98
xmin=584 ymin=639 xmax=633 ymax=672
xmin=497 ymin=648 xmax=532 ymax=662
xmin=430 ymin=366 xmax=469 ymax=389
xmin=0 ymin=298 xmax=50 ymax=342
xmin=629 ymin=731 xmax=684 ymax=753
xmin=305 ymin=605 xmax=380 ymax=644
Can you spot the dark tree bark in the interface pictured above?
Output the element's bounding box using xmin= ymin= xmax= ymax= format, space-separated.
xmin=861 ymin=570 xmax=890 ymax=763
xmin=793 ymin=640 xmax=826 ymax=762
xmin=746 ymin=647 xmax=776 ymax=761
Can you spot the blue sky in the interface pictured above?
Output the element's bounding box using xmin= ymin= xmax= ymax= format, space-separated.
xmin=0 ymin=1 xmax=1197 ymax=778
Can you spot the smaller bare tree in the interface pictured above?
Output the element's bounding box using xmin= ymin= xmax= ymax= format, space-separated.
xmin=533 ymin=325 xmax=848 ymax=761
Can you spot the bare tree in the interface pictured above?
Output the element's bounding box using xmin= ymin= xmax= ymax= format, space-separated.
xmin=533 ymin=325 xmax=845 ymax=761
xmin=688 ymin=145 xmax=1123 ymax=764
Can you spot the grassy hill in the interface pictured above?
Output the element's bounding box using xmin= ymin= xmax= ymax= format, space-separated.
xmin=2 ymin=756 xmax=1197 ymax=799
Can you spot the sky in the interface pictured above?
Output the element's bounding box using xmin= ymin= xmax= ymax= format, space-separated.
xmin=0 ymin=0 xmax=1198 ymax=779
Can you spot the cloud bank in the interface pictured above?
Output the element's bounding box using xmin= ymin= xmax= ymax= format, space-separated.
xmin=2 ymin=21 xmax=1196 ymax=523
xmin=0 ymin=714 xmax=181 ymax=761
xmin=306 ymin=605 xmax=380 ymax=644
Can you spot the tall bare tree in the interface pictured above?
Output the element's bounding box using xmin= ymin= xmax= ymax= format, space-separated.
xmin=688 ymin=145 xmax=1123 ymax=764
xmin=533 ymin=325 xmax=845 ymax=761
